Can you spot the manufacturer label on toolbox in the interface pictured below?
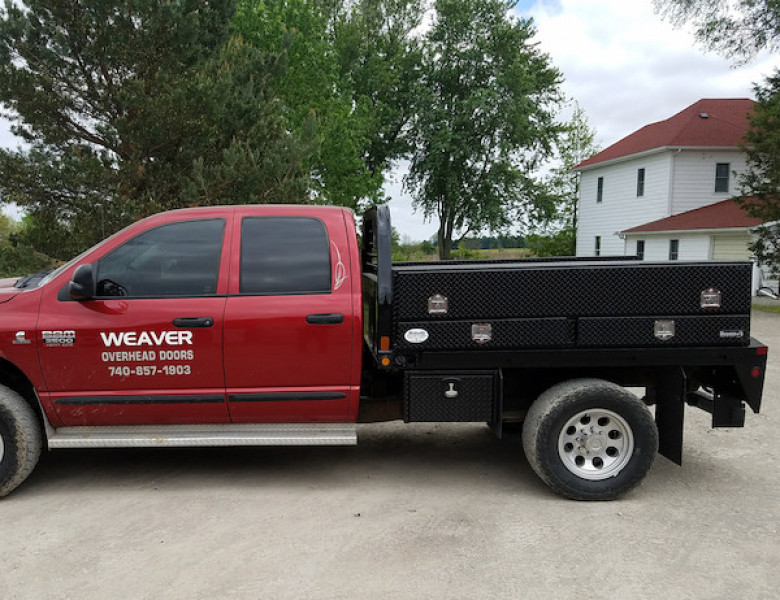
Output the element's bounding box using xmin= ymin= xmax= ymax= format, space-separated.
xmin=404 ymin=328 xmax=430 ymax=344
xmin=719 ymin=330 xmax=745 ymax=339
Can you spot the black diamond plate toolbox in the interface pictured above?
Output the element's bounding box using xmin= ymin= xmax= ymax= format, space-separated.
xmin=404 ymin=370 xmax=497 ymax=422
xmin=392 ymin=261 xmax=751 ymax=320
xmin=578 ymin=315 xmax=751 ymax=347
xmin=395 ymin=317 xmax=575 ymax=350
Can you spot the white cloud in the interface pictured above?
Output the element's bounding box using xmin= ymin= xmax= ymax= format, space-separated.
xmin=529 ymin=0 xmax=780 ymax=146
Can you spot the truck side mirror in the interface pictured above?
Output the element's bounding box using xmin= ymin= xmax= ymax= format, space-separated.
xmin=69 ymin=264 xmax=95 ymax=301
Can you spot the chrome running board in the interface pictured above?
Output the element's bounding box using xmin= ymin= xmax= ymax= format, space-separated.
xmin=47 ymin=423 xmax=357 ymax=449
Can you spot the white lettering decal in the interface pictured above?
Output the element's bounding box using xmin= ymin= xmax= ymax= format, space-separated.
xmin=100 ymin=331 xmax=195 ymax=347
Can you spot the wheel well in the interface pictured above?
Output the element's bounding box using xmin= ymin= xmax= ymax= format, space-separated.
xmin=0 ymin=358 xmax=46 ymax=432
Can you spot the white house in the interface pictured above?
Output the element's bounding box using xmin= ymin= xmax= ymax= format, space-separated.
xmin=575 ymin=98 xmax=754 ymax=259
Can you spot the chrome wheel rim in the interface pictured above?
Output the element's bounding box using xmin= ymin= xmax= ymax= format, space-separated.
xmin=0 ymin=432 xmax=4 ymax=463
xmin=558 ymin=409 xmax=634 ymax=480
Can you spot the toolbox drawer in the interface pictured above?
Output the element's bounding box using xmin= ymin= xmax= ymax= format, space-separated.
xmin=404 ymin=371 xmax=497 ymax=422
xmin=395 ymin=318 xmax=574 ymax=350
xmin=577 ymin=315 xmax=751 ymax=347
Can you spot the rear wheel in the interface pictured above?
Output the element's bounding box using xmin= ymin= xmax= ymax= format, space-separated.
xmin=522 ymin=379 xmax=658 ymax=501
xmin=0 ymin=386 xmax=43 ymax=498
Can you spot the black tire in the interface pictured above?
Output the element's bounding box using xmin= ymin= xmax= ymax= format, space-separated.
xmin=522 ymin=378 xmax=658 ymax=501
xmin=0 ymin=386 xmax=43 ymax=498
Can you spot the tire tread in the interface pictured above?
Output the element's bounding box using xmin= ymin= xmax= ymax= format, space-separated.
xmin=0 ymin=386 xmax=43 ymax=498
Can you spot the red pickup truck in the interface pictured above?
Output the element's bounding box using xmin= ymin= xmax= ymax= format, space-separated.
xmin=0 ymin=204 xmax=768 ymax=500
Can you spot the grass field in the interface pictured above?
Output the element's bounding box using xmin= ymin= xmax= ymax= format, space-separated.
xmin=753 ymin=303 xmax=780 ymax=314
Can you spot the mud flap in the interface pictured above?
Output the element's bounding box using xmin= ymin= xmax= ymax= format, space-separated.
xmin=654 ymin=367 xmax=686 ymax=465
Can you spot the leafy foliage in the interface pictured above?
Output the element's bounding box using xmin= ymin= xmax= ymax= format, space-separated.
xmin=234 ymin=0 xmax=382 ymax=210
xmin=736 ymin=72 xmax=780 ymax=278
xmin=525 ymin=229 xmax=576 ymax=258
xmin=0 ymin=213 xmax=53 ymax=277
xmin=406 ymin=0 xmax=563 ymax=259
xmin=539 ymin=102 xmax=600 ymax=255
xmin=654 ymin=0 xmax=780 ymax=62
xmin=0 ymin=0 xmax=314 ymax=259
xmin=330 ymin=0 xmax=424 ymax=178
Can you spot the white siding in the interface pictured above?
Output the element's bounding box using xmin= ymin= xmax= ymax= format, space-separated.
xmin=670 ymin=150 xmax=748 ymax=214
xmin=576 ymin=153 xmax=670 ymax=256
xmin=625 ymin=233 xmax=711 ymax=261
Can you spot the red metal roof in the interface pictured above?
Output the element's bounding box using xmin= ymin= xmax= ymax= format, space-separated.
xmin=622 ymin=199 xmax=763 ymax=233
xmin=576 ymin=99 xmax=755 ymax=169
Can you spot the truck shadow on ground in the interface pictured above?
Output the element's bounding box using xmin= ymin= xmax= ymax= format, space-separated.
xmin=16 ymin=421 xmax=731 ymax=501
xmin=21 ymin=423 xmax=552 ymax=498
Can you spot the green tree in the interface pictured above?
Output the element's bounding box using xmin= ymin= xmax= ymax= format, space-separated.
xmin=233 ymin=0 xmax=383 ymax=210
xmin=0 ymin=1 xmax=315 ymax=259
xmin=0 ymin=213 xmax=53 ymax=277
xmin=330 ymin=0 xmax=424 ymax=178
xmin=525 ymin=229 xmax=576 ymax=258
xmin=538 ymin=102 xmax=600 ymax=255
xmin=406 ymin=0 xmax=562 ymax=259
xmin=654 ymin=0 xmax=780 ymax=62
xmin=736 ymin=72 xmax=780 ymax=278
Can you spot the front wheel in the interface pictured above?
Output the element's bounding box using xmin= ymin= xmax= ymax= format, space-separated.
xmin=522 ymin=379 xmax=658 ymax=501
xmin=0 ymin=386 xmax=43 ymax=498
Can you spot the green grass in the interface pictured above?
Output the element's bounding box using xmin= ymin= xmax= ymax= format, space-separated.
xmin=752 ymin=304 xmax=780 ymax=314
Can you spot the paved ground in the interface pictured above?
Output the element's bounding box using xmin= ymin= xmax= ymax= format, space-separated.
xmin=2 ymin=311 xmax=778 ymax=600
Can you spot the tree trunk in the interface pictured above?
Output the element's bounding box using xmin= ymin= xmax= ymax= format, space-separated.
xmin=438 ymin=217 xmax=454 ymax=260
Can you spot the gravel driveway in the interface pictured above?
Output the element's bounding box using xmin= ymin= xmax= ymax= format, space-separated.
xmin=1 ymin=310 xmax=778 ymax=600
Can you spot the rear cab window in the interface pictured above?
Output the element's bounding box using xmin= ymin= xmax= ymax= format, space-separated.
xmin=239 ymin=217 xmax=331 ymax=295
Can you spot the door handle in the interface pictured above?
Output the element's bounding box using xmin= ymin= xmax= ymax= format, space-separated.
xmin=306 ymin=313 xmax=344 ymax=325
xmin=173 ymin=317 xmax=214 ymax=328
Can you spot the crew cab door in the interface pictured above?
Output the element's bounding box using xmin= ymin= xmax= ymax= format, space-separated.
xmin=223 ymin=207 xmax=357 ymax=422
xmin=37 ymin=215 xmax=232 ymax=426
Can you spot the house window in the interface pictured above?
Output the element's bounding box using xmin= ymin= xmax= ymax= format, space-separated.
xmin=595 ymin=235 xmax=601 ymax=257
xmin=637 ymin=168 xmax=645 ymax=197
xmin=597 ymin=177 xmax=604 ymax=203
xmin=669 ymin=239 xmax=679 ymax=260
xmin=715 ymin=163 xmax=730 ymax=193
xmin=636 ymin=240 xmax=645 ymax=260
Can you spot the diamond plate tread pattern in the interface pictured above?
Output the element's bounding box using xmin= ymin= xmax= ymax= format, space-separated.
xmin=578 ymin=315 xmax=751 ymax=347
xmin=405 ymin=372 xmax=495 ymax=422
xmin=395 ymin=318 xmax=575 ymax=350
xmin=392 ymin=263 xmax=751 ymax=321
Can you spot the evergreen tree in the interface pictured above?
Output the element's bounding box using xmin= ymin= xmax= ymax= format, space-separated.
xmin=0 ymin=0 xmax=314 ymax=259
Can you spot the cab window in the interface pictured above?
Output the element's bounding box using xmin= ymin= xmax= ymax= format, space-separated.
xmin=240 ymin=217 xmax=330 ymax=295
xmin=95 ymin=219 xmax=225 ymax=298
